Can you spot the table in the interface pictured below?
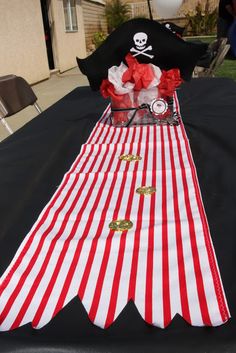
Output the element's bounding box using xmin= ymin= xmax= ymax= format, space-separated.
xmin=0 ymin=78 xmax=235 ymax=353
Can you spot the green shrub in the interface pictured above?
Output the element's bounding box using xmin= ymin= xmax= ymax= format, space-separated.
xmin=92 ymin=31 xmax=107 ymax=49
xmin=105 ymin=0 xmax=130 ymax=33
xmin=204 ymin=4 xmax=218 ymax=35
xmin=186 ymin=0 xmax=217 ymax=36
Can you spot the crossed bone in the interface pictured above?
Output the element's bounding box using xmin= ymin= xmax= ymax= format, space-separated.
xmin=130 ymin=45 xmax=154 ymax=59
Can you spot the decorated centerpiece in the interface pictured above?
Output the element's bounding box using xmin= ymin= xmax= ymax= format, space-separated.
xmin=77 ymin=18 xmax=207 ymax=127
xmin=100 ymin=53 xmax=182 ymax=126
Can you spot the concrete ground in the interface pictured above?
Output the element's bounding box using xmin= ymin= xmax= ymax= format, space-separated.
xmin=0 ymin=67 xmax=89 ymax=141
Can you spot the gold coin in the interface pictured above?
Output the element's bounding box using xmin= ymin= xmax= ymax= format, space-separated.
xmin=136 ymin=186 xmax=156 ymax=195
xmin=119 ymin=154 xmax=142 ymax=162
xmin=109 ymin=219 xmax=133 ymax=231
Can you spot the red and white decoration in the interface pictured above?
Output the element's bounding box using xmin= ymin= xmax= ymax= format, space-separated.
xmin=101 ymin=54 xmax=182 ymax=124
xmin=0 ymin=96 xmax=230 ymax=331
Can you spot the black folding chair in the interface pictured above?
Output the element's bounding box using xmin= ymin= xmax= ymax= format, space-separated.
xmin=193 ymin=38 xmax=230 ymax=77
xmin=0 ymin=75 xmax=42 ymax=136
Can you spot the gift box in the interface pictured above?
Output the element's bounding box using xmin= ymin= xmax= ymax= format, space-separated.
xmin=100 ymin=54 xmax=183 ymax=127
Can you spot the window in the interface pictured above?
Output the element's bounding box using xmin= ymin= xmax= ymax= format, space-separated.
xmin=63 ymin=0 xmax=78 ymax=32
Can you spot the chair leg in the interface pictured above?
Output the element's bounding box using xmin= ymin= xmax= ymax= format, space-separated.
xmin=0 ymin=117 xmax=13 ymax=134
xmin=34 ymin=102 xmax=42 ymax=114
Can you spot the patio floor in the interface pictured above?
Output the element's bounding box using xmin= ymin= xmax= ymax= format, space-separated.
xmin=0 ymin=67 xmax=89 ymax=141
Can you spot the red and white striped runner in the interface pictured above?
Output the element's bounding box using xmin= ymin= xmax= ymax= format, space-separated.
xmin=0 ymin=96 xmax=230 ymax=331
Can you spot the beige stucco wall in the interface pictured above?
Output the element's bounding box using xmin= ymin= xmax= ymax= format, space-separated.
xmin=50 ymin=0 xmax=87 ymax=72
xmin=0 ymin=0 xmax=50 ymax=84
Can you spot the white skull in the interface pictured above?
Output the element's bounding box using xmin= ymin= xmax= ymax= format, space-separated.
xmin=133 ymin=32 xmax=148 ymax=50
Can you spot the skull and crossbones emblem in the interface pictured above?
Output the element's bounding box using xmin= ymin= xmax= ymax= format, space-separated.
xmin=130 ymin=32 xmax=154 ymax=59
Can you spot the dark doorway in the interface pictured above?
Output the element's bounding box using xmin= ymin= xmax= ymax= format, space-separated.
xmin=40 ymin=0 xmax=55 ymax=70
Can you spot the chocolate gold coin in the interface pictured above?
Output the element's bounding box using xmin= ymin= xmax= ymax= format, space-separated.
xmin=136 ymin=186 xmax=156 ymax=195
xmin=119 ymin=154 xmax=142 ymax=162
xmin=109 ymin=219 xmax=133 ymax=231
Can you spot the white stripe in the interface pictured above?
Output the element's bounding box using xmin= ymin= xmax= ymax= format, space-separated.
xmin=169 ymin=126 xmax=202 ymax=324
xmin=176 ymin=126 xmax=223 ymax=325
xmin=94 ymin=234 xmax=122 ymax=327
xmin=152 ymin=171 xmax=164 ymax=327
xmin=1 ymin=174 xmax=92 ymax=327
xmin=81 ymin=176 xmax=127 ymax=310
xmin=114 ymin=190 xmax=140 ymax=319
xmin=0 ymin=173 xmax=87 ymax=308
xmin=176 ymin=95 xmax=230 ymax=320
xmin=36 ymin=160 xmax=123 ymax=327
xmin=0 ymin=170 xmax=79 ymax=286
xmin=132 ymin=128 xmax=150 ymax=320
xmin=28 ymin=173 xmax=109 ymax=327
xmin=163 ymin=126 xmax=182 ymax=318
xmin=82 ymin=136 xmax=137 ymax=319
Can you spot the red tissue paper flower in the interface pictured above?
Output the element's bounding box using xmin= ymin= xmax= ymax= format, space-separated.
xmin=100 ymin=54 xmax=183 ymax=102
xmin=158 ymin=69 xmax=183 ymax=97
xmin=100 ymin=79 xmax=123 ymax=101
xmin=122 ymin=53 xmax=156 ymax=91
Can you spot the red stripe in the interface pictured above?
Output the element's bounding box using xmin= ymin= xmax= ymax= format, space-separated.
xmin=93 ymin=124 xmax=109 ymax=145
xmin=87 ymin=106 xmax=111 ymax=144
xmin=0 ymin=143 xmax=102 ymax=325
xmin=167 ymin=125 xmax=191 ymax=323
xmin=107 ymin=126 xmax=117 ymax=144
xmin=0 ymin=145 xmax=84 ymax=297
xmin=145 ymin=126 xmax=157 ymax=324
xmin=77 ymin=129 xmax=131 ymax=303
xmin=76 ymin=170 xmax=119 ymax=300
xmin=174 ymin=125 xmax=211 ymax=325
xmin=0 ymin=144 xmax=91 ymax=301
xmin=113 ymin=126 xmax=128 ymax=144
xmin=9 ymin=145 xmax=107 ymax=327
xmin=0 ymin=172 xmax=89 ymax=326
xmin=87 ymin=128 xmax=137 ymax=322
xmin=97 ymin=124 xmax=112 ymax=145
xmin=10 ymin=122 xmax=120 ymax=328
xmin=99 ymin=105 xmax=111 ymax=125
xmin=160 ymin=126 xmax=171 ymax=327
xmin=104 ymin=128 xmax=144 ymax=328
xmin=174 ymin=95 xmax=229 ymax=322
xmin=51 ymin=129 xmax=125 ymax=319
xmin=183 ymin=131 xmax=229 ymax=321
xmin=98 ymin=112 xmax=119 ymax=145
xmin=11 ymin=173 xmax=96 ymax=329
xmin=0 ymin=107 xmax=109 ymax=297
xmin=128 ymin=126 xmax=150 ymax=301
xmin=0 ymin=139 xmax=99 ymax=298
xmin=31 ymin=143 xmax=114 ymax=327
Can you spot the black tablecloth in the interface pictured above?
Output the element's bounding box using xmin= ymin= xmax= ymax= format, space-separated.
xmin=0 ymin=78 xmax=235 ymax=353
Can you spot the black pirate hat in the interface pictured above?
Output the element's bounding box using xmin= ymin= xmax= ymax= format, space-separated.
xmin=77 ymin=18 xmax=207 ymax=91
xmin=163 ymin=22 xmax=186 ymax=37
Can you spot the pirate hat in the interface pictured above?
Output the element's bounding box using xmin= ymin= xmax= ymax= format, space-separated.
xmin=163 ymin=22 xmax=186 ymax=37
xmin=77 ymin=18 xmax=207 ymax=91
